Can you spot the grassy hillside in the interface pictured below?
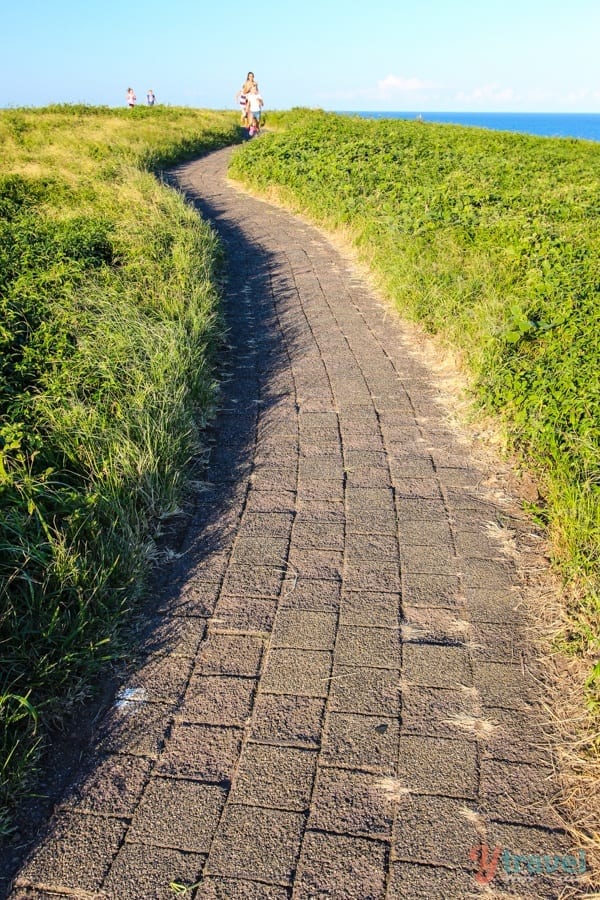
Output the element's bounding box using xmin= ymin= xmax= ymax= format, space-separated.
xmin=230 ymin=109 xmax=600 ymax=699
xmin=0 ymin=105 xmax=240 ymax=824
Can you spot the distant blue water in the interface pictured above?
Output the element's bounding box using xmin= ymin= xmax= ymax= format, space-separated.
xmin=342 ymin=111 xmax=600 ymax=143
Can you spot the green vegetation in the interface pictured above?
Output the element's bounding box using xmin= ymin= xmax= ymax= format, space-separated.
xmin=0 ymin=105 xmax=240 ymax=825
xmin=230 ymin=109 xmax=600 ymax=689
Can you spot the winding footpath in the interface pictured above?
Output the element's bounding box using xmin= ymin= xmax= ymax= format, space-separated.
xmin=7 ymin=147 xmax=585 ymax=899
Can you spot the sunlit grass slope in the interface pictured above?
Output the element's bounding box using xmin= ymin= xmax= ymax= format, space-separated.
xmin=230 ymin=108 xmax=600 ymax=695
xmin=0 ymin=105 xmax=240 ymax=823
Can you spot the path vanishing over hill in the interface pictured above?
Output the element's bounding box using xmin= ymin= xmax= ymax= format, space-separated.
xmin=6 ymin=147 xmax=587 ymax=898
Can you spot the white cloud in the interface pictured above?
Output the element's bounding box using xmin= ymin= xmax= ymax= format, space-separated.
xmin=376 ymin=74 xmax=437 ymax=95
xmin=456 ymin=83 xmax=515 ymax=104
xmin=320 ymin=74 xmax=440 ymax=106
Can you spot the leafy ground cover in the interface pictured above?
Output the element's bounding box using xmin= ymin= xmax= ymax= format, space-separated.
xmin=0 ymin=105 xmax=241 ymax=825
xmin=229 ymin=108 xmax=600 ymax=696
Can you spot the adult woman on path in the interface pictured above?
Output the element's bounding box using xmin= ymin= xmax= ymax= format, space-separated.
xmin=235 ymin=71 xmax=255 ymax=126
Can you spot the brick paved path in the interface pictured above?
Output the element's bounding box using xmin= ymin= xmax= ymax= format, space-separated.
xmin=9 ymin=148 xmax=582 ymax=899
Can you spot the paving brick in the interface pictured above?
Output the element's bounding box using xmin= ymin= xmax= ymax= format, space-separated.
xmin=401 ymin=607 xmax=470 ymax=645
xmin=279 ymin=577 xmax=341 ymax=611
xmin=345 ymin=466 xmax=392 ymax=488
xmin=346 ymin=487 xmax=396 ymax=512
xmin=287 ymin=548 xmax=344 ymax=581
xmin=296 ymin=831 xmax=388 ymax=899
xmin=388 ymin=458 xmax=437 ymax=481
xmin=393 ymin=794 xmax=480 ymax=867
xmin=474 ymin=661 xmax=536 ymax=710
xmin=345 ymin=533 xmax=398 ymax=561
xmin=309 ymin=767 xmax=394 ymax=836
xmin=137 ymin=615 xmax=207 ymax=658
xmin=206 ymin=805 xmax=304 ymax=885
xmin=96 ymin=700 xmax=175 ymax=758
xmin=199 ymin=633 xmax=264 ymax=677
xmin=398 ymin=736 xmax=478 ymax=799
xmin=335 ymin=625 xmax=400 ymax=669
xmin=453 ymin=529 xmax=501 ymax=558
xmin=231 ymin=535 xmax=290 ymax=566
xmin=236 ymin=512 xmax=294 ymax=539
xmin=464 ymin=587 xmax=526 ymax=624
xmin=155 ymin=722 xmax=242 ymax=782
xmin=401 ymin=574 xmax=462 ymax=608
xmin=397 ymin=518 xmax=453 ymax=547
xmin=128 ymin=779 xmax=226 ymax=852
xmin=195 ymin=879 xmax=290 ymax=899
xmin=322 ymin=712 xmax=399 ymax=774
xmin=297 ymin=477 xmax=345 ymax=502
xmin=125 ymin=653 xmax=192 ymax=704
xmin=10 ymin=142 xmax=577 ymax=900
xmin=250 ymin=694 xmax=325 ymax=746
xmin=271 ymin=609 xmax=338 ymax=650
xmin=469 ymin=621 xmax=530 ymax=664
xmin=231 ymin=744 xmax=317 ymax=810
xmin=396 ymin=498 xmax=447 ymax=521
xmin=15 ymin=813 xmax=127 ymax=893
xmin=401 ymin=684 xmax=481 ymax=741
xmin=399 ymin=545 xmax=459 ymax=575
xmin=294 ymin=499 xmax=345 ymax=524
xmin=461 ymin=557 xmax=516 ymax=589
xmin=481 ymin=705 xmax=554 ymax=766
xmin=261 ymin=648 xmax=332 ymax=697
xmin=298 ymin=457 xmax=345 ymax=479
xmin=103 ymin=843 xmax=205 ymax=900
xmin=329 ymin=665 xmax=400 ymax=716
xmin=291 ymin=521 xmax=345 ymax=550
xmin=387 ymin=862 xmax=478 ymax=899
xmin=344 ymin=561 xmax=401 ymax=592
xmin=212 ymin=595 xmax=277 ymax=633
xmin=178 ymin=675 xmax=256 ymax=726
xmin=402 ymin=644 xmax=471 ymax=689
xmin=60 ymin=754 xmax=152 ymax=816
xmin=160 ymin=579 xmax=221 ymax=617
xmin=298 ymin=442 xmax=343 ymax=460
xmin=483 ymin=822 xmax=577 ymax=897
xmin=244 ymin=490 xmax=296 ymax=515
xmin=251 ymin=464 xmax=297 ymax=492
xmin=340 ymin=591 xmax=401 ymax=628
xmin=221 ymin=564 xmax=285 ymax=598
xmin=480 ymin=759 xmax=565 ymax=828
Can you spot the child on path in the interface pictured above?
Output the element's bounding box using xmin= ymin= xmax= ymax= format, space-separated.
xmin=247 ymin=82 xmax=264 ymax=136
xmin=126 ymin=87 xmax=136 ymax=108
xmin=146 ymin=89 xmax=156 ymax=106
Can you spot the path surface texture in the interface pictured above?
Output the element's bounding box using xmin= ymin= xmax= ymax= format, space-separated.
xmin=9 ymin=148 xmax=583 ymax=899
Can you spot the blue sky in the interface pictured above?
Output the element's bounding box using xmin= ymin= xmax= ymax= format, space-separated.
xmin=3 ymin=0 xmax=599 ymax=112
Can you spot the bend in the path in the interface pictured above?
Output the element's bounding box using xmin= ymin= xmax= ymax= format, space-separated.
xmin=6 ymin=147 xmax=585 ymax=900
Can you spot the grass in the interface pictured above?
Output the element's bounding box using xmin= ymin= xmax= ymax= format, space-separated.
xmin=0 ymin=104 xmax=241 ymax=826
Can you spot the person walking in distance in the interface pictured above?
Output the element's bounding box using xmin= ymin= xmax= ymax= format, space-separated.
xmin=235 ymin=71 xmax=255 ymax=126
xmin=126 ymin=87 xmax=136 ymax=108
xmin=146 ymin=89 xmax=156 ymax=106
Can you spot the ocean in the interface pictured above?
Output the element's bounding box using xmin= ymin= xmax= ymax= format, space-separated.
xmin=343 ymin=111 xmax=600 ymax=143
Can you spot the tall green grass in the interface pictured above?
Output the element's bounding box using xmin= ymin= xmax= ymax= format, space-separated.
xmin=0 ymin=105 xmax=240 ymax=825
xmin=230 ymin=109 xmax=600 ymax=693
